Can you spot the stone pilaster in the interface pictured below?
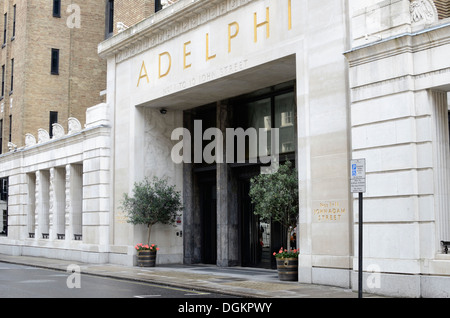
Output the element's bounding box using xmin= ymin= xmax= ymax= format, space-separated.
xmin=66 ymin=164 xmax=83 ymax=241
xmin=431 ymin=90 xmax=450 ymax=243
xmin=216 ymin=101 xmax=239 ymax=267
xmin=35 ymin=170 xmax=50 ymax=239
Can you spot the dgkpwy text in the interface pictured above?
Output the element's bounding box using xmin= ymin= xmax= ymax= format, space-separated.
xmin=178 ymin=302 xmax=272 ymax=315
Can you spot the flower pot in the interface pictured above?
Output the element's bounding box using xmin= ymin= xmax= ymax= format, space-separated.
xmin=276 ymin=257 xmax=298 ymax=281
xmin=137 ymin=250 xmax=157 ymax=267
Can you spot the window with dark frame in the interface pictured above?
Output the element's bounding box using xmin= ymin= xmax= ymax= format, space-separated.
xmin=0 ymin=178 xmax=6 ymax=201
xmin=105 ymin=0 xmax=114 ymax=39
xmin=51 ymin=49 xmax=59 ymax=75
xmin=0 ymin=177 xmax=8 ymax=236
xmin=3 ymin=13 xmax=7 ymax=46
xmin=49 ymin=111 xmax=58 ymax=138
xmin=155 ymin=0 xmax=163 ymax=12
xmin=11 ymin=5 xmax=16 ymax=40
xmin=1 ymin=65 xmax=4 ymax=98
xmin=8 ymin=114 xmax=11 ymax=143
xmin=1 ymin=208 xmax=7 ymax=236
xmin=10 ymin=58 xmax=13 ymax=93
xmin=53 ymin=0 xmax=61 ymax=18
xmin=0 ymin=119 xmax=2 ymax=154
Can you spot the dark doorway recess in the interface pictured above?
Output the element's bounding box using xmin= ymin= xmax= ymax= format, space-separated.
xmin=0 ymin=177 xmax=8 ymax=237
xmin=185 ymin=80 xmax=297 ymax=269
xmin=233 ymin=163 xmax=290 ymax=269
xmin=198 ymin=170 xmax=217 ymax=265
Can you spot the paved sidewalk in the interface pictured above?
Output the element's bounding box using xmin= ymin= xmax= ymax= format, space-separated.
xmin=0 ymin=254 xmax=382 ymax=298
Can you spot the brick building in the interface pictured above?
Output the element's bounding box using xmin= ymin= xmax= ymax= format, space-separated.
xmin=0 ymin=0 xmax=107 ymax=154
xmin=110 ymin=0 xmax=179 ymax=36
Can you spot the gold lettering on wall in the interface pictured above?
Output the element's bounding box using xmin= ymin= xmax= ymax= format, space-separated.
xmin=288 ymin=0 xmax=292 ymax=30
xmin=206 ymin=33 xmax=216 ymax=61
xmin=159 ymin=52 xmax=172 ymax=78
xmin=254 ymin=7 xmax=270 ymax=43
xmin=136 ymin=1 xmax=296 ymax=85
xmin=137 ymin=61 xmax=149 ymax=87
xmin=183 ymin=41 xmax=192 ymax=69
xmin=228 ymin=22 xmax=239 ymax=53
xmin=313 ymin=201 xmax=346 ymax=222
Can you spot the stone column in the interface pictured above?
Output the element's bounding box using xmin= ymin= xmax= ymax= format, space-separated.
xmin=34 ymin=171 xmax=40 ymax=239
xmin=183 ymin=110 xmax=194 ymax=264
xmin=431 ymin=90 xmax=450 ymax=243
xmin=66 ymin=164 xmax=83 ymax=241
xmin=216 ymin=101 xmax=239 ymax=267
xmin=49 ymin=168 xmax=55 ymax=240
xmin=49 ymin=167 xmax=66 ymax=240
xmin=27 ymin=173 xmax=36 ymax=237
xmin=183 ymin=110 xmax=202 ymax=264
xmin=35 ymin=170 xmax=50 ymax=239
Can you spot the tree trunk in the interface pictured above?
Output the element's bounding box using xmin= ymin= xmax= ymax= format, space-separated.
xmin=147 ymin=224 xmax=153 ymax=246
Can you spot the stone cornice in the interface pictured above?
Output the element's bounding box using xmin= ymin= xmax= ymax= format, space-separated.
xmin=0 ymin=124 xmax=110 ymax=163
xmin=98 ymin=0 xmax=257 ymax=63
xmin=345 ymin=21 xmax=450 ymax=67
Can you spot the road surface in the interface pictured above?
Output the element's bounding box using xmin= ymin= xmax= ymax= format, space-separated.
xmin=0 ymin=262 xmax=233 ymax=298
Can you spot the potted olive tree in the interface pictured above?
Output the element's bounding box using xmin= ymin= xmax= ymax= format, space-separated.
xmin=121 ymin=176 xmax=183 ymax=267
xmin=249 ymin=160 xmax=299 ymax=281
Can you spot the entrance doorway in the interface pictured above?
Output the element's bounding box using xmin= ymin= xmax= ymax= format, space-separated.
xmin=235 ymin=165 xmax=287 ymax=269
xmin=239 ymin=176 xmax=272 ymax=268
xmin=195 ymin=165 xmax=287 ymax=269
xmin=184 ymin=81 xmax=297 ymax=268
xmin=199 ymin=171 xmax=217 ymax=264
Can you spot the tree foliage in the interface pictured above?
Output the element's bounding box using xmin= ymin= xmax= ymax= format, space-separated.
xmin=121 ymin=177 xmax=183 ymax=245
xmin=249 ymin=161 xmax=299 ymax=231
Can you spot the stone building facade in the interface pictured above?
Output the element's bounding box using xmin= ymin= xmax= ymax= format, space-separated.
xmin=346 ymin=0 xmax=450 ymax=297
xmin=0 ymin=103 xmax=111 ymax=263
xmin=0 ymin=0 xmax=450 ymax=298
xmin=0 ymin=0 xmax=107 ymax=154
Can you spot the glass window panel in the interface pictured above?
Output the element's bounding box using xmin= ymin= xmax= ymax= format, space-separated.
xmin=275 ymin=92 xmax=295 ymax=154
xmin=243 ymin=98 xmax=271 ymax=160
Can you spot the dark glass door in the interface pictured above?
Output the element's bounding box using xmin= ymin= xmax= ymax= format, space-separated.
xmin=236 ymin=164 xmax=289 ymax=269
xmin=0 ymin=177 xmax=8 ymax=236
xmin=239 ymin=179 xmax=270 ymax=268
xmin=200 ymin=178 xmax=217 ymax=264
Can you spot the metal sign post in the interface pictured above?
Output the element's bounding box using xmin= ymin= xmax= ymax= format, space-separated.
xmin=350 ymin=159 xmax=366 ymax=299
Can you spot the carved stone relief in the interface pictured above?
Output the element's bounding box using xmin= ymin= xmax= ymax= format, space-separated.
xmin=25 ymin=133 xmax=37 ymax=147
xmin=410 ymin=0 xmax=438 ymax=24
xmin=68 ymin=117 xmax=82 ymax=135
xmin=38 ymin=129 xmax=50 ymax=144
xmin=52 ymin=123 xmax=65 ymax=139
xmin=24 ymin=117 xmax=83 ymax=148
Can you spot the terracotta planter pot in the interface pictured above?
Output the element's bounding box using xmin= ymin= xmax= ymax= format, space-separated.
xmin=276 ymin=257 xmax=298 ymax=281
xmin=137 ymin=250 xmax=157 ymax=267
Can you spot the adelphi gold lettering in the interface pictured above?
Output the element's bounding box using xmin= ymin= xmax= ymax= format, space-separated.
xmin=228 ymin=22 xmax=240 ymax=53
xmin=206 ymin=33 xmax=216 ymax=61
xmin=137 ymin=0 xmax=294 ymax=87
xmin=159 ymin=52 xmax=172 ymax=78
xmin=137 ymin=61 xmax=149 ymax=87
xmin=254 ymin=7 xmax=270 ymax=43
xmin=183 ymin=41 xmax=192 ymax=70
